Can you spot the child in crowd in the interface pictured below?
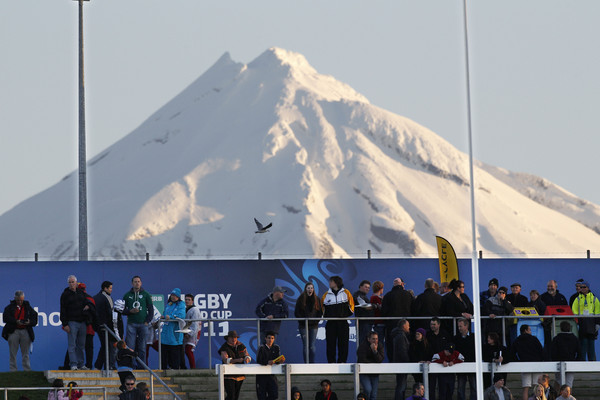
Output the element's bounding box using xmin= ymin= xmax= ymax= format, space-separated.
xmin=66 ymin=382 xmax=83 ymax=400
xmin=315 ymin=379 xmax=338 ymax=400
xmin=48 ymin=379 xmax=68 ymax=400
xmin=116 ymin=340 xmax=137 ymax=391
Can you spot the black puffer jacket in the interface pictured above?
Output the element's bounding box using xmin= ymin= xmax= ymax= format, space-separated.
xmin=60 ymin=288 xmax=90 ymax=326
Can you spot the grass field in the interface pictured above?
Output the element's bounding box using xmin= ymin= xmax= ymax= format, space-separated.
xmin=0 ymin=371 xmax=51 ymax=400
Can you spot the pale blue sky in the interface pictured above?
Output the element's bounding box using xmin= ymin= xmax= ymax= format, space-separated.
xmin=1 ymin=1 xmax=598 ymax=216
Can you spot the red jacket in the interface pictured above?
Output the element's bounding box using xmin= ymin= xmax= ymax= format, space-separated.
xmin=432 ymin=350 xmax=464 ymax=365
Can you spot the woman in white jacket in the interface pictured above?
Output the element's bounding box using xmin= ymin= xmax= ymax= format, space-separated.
xmin=183 ymin=294 xmax=202 ymax=369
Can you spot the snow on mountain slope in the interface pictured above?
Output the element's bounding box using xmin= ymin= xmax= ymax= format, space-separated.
xmin=0 ymin=47 xmax=598 ymax=260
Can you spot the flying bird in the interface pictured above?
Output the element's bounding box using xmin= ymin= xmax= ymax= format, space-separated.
xmin=254 ymin=218 xmax=272 ymax=233
xmin=175 ymin=317 xmax=192 ymax=334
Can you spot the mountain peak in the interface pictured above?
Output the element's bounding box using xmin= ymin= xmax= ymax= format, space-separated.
xmin=249 ymin=47 xmax=316 ymax=73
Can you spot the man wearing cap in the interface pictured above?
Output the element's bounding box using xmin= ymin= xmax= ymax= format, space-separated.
xmin=569 ymin=279 xmax=584 ymax=307
xmin=506 ymin=283 xmax=528 ymax=308
xmin=255 ymin=286 xmax=289 ymax=342
xmin=480 ymin=278 xmax=499 ymax=313
xmin=219 ymin=330 xmax=251 ymax=400
xmin=483 ymin=286 xmax=514 ymax=343
xmin=571 ymin=280 xmax=600 ymax=361
xmin=432 ymin=342 xmax=464 ymax=400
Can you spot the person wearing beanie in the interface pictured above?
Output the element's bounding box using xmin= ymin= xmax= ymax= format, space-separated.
xmin=161 ymin=288 xmax=186 ymax=369
xmin=409 ymin=327 xmax=431 ymax=386
xmin=571 ymin=280 xmax=600 ymax=361
xmin=569 ymin=279 xmax=584 ymax=307
xmin=483 ymin=286 xmax=514 ymax=344
xmin=480 ymin=278 xmax=499 ymax=313
xmin=484 ymin=376 xmax=513 ymax=400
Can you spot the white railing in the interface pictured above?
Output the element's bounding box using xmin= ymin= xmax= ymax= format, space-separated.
xmin=216 ymin=361 xmax=600 ymax=400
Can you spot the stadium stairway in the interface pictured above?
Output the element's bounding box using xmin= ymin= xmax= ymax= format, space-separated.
xmin=45 ymin=370 xmax=187 ymax=400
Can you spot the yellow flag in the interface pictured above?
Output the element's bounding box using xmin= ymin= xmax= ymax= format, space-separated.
xmin=436 ymin=236 xmax=459 ymax=283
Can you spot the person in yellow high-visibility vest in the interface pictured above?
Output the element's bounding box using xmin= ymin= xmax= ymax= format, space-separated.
xmin=571 ymin=281 xmax=600 ymax=361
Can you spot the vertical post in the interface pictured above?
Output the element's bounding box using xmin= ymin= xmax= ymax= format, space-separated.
xmin=104 ymin=328 xmax=110 ymax=377
xmin=285 ymin=363 xmax=292 ymax=400
xmin=551 ymin=316 xmax=556 ymax=338
xmin=102 ymin=387 xmax=107 ymax=400
xmin=34 ymin=253 xmax=38 ymax=261
xmin=587 ymin=250 xmax=591 ymax=259
xmin=560 ymin=361 xmax=566 ymax=385
xmin=4 ymin=388 xmax=8 ymax=400
xmin=150 ymin=374 xmax=154 ymax=400
xmin=257 ymin=319 xmax=261 ymax=348
xmin=501 ymin=317 xmax=506 ymax=347
xmin=304 ymin=318 xmax=309 ymax=363
xmin=422 ymin=362 xmax=430 ymax=400
xmin=218 ymin=364 xmax=225 ymax=400
xmin=146 ymin=252 xmax=150 ymax=261
xmin=208 ymin=321 xmax=213 ymax=370
xmin=77 ymin=0 xmax=88 ymax=261
xmin=353 ymin=363 xmax=360 ymax=400
xmin=355 ymin=317 xmax=360 ymax=347
xmin=258 ymin=252 xmax=262 ymax=260
xmin=478 ymin=250 xmax=482 ymax=259
xmin=158 ymin=322 xmax=162 ymax=369
xmin=367 ymin=249 xmax=371 ymax=259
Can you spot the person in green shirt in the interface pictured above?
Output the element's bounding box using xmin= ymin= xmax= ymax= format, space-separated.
xmin=122 ymin=276 xmax=153 ymax=368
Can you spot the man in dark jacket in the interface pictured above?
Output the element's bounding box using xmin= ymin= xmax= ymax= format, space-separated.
xmin=511 ymin=324 xmax=544 ymax=400
xmin=506 ymin=283 xmax=528 ymax=308
xmin=483 ymin=287 xmax=514 ymax=342
xmin=412 ymin=278 xmax=442 ymax=330
xmin=2 ymin=290 xmax=38 ymax=371
xmin=427 ymin=317 xmax=449 ymax=400
xmin=382 ymin=278 xmax=413 ymax=360
xmin=60 ymin=275 xmax=93 ymax=370
xmin=119 ymin=376 xmax=146 ymax=400
xmin=392 ymin=319 xmax=411 ymax=400
xmin=353 ymin=280 xmax=374 ymax=344
xmin=453 ymin=319 xmax=475 ymax=400
xmin=357 ymin=331 xmax=385 ymax=400
xmin=255 ymin=286 xmax=289 ymax=341
xmin=94 ymin=280 xmax=116 ymax=370
xmin=551 ymin=321 xmax=581 ymax=388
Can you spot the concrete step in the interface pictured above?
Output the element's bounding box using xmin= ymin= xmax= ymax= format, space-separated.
xmin=45 ymin=370 xmax=186 ymax=400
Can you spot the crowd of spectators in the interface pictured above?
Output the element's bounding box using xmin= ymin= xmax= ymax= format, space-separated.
xmin=4 ymin=273 xmax=598 ymax=400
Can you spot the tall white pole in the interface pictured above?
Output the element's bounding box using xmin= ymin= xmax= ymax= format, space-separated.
xmin=461 ymin=0 xmax=484 ymax=398
xmin=77 ymin=0 xmax=89 ymax=261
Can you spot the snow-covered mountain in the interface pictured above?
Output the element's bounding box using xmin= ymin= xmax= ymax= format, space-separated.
xmin=1 ymin=47 xmax=599 ymax=260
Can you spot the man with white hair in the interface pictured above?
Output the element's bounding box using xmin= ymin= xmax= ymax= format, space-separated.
xmin=60 ymin=275 xmax=92 ymax=370
xmin=2 ymin=290 xmax=38 ymax=371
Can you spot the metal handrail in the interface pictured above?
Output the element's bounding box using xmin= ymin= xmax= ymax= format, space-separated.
xmin=102 ymin=323 xmax=182 ymax=400
xmin=1 ymin=387 xmax=107 ymax=400
xmin=216 ymin=361 xmax=600 ymax=400
xmin=157 ymin=313 xmax=589 ymax=370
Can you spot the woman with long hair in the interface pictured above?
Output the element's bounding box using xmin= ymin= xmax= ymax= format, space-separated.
xmin=441 ymin=279 xmax=474 ymax=333
xmin=294 ymin=282 xmax=323 ymax=363
xmin=409 ymin=327 xmax=432 ymax=384
xmin=528 ymin=384 xmax=548 ymax=400
xmin=482 ymin=332 xmax=508 ymax=389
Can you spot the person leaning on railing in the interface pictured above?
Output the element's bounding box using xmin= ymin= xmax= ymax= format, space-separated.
xmin=219 ymin=330 xmax=251 ymax=400
xmin=570 ymin=280 xmax=600 ymax=361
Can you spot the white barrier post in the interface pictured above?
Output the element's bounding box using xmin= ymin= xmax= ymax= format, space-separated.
xmin=286 ymin=363 xmax=292 ymax=400
xmin=353 ymin=363 xmax=360 ymax=400
xmin=218 ymin=364 xmax=225 ymax=400
xmin=422 ymin=362 xmax=429 ymax=400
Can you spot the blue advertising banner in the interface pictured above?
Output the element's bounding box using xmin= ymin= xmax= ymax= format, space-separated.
xmin=0 ymin=258 xmax=597 ymax=371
